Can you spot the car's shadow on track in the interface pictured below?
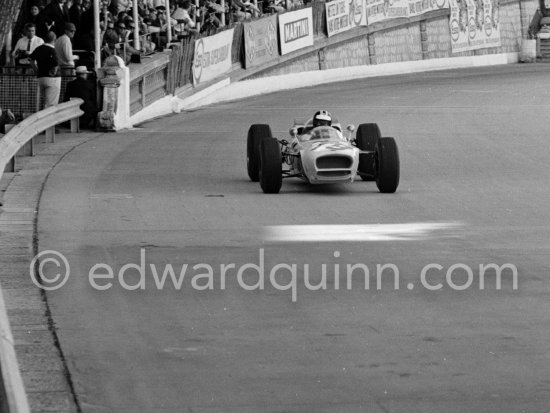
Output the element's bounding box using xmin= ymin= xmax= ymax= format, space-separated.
xmin=239 ymin=178 xmax=383 ymax=196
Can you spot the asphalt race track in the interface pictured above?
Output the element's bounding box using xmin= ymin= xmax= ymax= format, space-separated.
xmin=37 ymin=64 xmax=550 ymax=412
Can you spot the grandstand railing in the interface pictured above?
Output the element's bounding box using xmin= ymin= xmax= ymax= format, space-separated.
xmin=129 ymin=53 xmax=171 ymax=116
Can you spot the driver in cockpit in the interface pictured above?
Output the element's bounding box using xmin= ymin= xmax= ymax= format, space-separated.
xmin=300 ymin=110 xmax=333 ymax=138
xmin=312 ymin=110 xmax=332 ymax=127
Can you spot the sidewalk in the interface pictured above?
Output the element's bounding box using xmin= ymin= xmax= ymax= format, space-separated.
xmin=0 ymin=130 xmax=103 ymax=412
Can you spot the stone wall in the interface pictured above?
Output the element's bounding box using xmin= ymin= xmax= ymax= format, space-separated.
xmin=425 ymin=17 xmax=456 ymax=59
xmin=323 ymin=35 xmax=370 ymax=69
xmin=257 ymin=53 xmax=320 ymax=77
xmin=252 ymin=0 xmax=536 ymax=79
xmin=372 ymin=24 xmax=424 ymax=63
xmin=499 ymin=1 xmax=524 ymax=52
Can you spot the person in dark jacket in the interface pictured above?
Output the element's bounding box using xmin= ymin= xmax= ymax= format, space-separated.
xmin=30 ymin=5 xmax=55 ymax=40
xmin=69 ymin=0 xmax=84 ymax=27
xmin=64 ymin=66 xmax=98 ymax=129
xmin=43 ymin=0 xmax=71 ymax=37
xmin=30 ymin=31 xmax=62 ymax=108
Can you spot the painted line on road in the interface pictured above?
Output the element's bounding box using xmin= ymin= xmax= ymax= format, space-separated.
xmin=90 ymin=193 xmax=134 ymax=199
xmin=263 ymin=222 xmax=462 ymax=242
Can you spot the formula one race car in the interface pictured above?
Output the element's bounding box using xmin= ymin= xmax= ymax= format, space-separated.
xmin=246 ymin=115 xmax=400 ymax=194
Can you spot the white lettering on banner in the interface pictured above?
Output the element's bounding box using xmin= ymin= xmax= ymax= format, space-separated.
xmin=325 ymin=0 xmax=366 ymax=38
xmin=192 ymin=29 xmax=234 ymax=85
xmin=366 ymin=0 xmax=409 ymax=24
xmin=284 ymin=18 xmax=310 ymax=42
xmin=409 ymin=0 xmax=449 ymax=17
xmin=365 ymin=0 xmax=450 ymax=23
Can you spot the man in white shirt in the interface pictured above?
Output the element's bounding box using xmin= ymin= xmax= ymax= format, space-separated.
xmin=172 ymin=0 xmax=197 ymax=36
xmin=54 ymin=22 xmax=79 ymax=68
xmin=12 ymin=24 xmax=44 ymax=66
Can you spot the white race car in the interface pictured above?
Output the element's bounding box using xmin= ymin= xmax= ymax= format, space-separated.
xmin=247 ymin=117 xmax=400 ymax=194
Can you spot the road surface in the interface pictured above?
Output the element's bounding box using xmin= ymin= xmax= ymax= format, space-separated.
xmin=37 ymin=64 xmax=550 ymax=412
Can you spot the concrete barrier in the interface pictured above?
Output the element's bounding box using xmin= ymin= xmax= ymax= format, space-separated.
xmin=0 ymin=287 xmax=30 ymax=413
xmin=127 ymin=52 xmax=518 ymax=125
xmin=0 ymin=98 xmax=84 ymax=412
xmin=177 ymin=52 xmax=519 ymax=110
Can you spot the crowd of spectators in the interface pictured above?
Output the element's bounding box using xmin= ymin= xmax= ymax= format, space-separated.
xmin=11 ymin=0 xmax=305 ymax=69
xmin=4 ymin=0 xmax=305 ymax=125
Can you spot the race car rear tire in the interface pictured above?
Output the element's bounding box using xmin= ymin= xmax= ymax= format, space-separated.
xmin=356 ymin=123 xmax=381 ymax=181
xmin=375 ymin=137 xmax=400 ymax=193
xmin=259 ymin=138 xmax=282 ymax=194
xmin=247 ymin=124 xmax=272 ymax=182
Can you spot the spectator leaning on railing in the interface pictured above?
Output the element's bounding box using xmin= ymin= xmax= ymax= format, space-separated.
xmin=100 ymin=41 xmax=119 ymax=63
xmin=115 ymin=21 xmax=141 ymax=63
xmin=12 ymin=23 xmax=44 ymax=66
xmin=30 ymin=31 xmax=62 ymax=108
xmin=200 ymin=2 xmax=223 ymax=34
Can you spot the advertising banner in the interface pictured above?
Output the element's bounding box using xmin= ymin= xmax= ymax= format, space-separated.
xmin=243 ymin=15 xmax=279 ymax=69
xmin=449 ymin=0 xmax=500 ymax=53
xmin=449 ymin=0 xmax=472 ymax=52
xmin=325 ymin=0 xmax=367 ymax=38
xmin=408 ymin=0 xmax=449 ymax=17
xmin=366 ymin=0 xmax=409 ymax=25
xmin=192 ymin=29 xmax=234 ymax=86
xmin=278 ymin=8 xmax=314 ymax=55
xmin=465 ymin=0 xmax=479 ymax=48
xmin=482 ymin=0 xmax=501 ymax=48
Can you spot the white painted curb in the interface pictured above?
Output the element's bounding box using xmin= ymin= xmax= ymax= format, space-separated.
xmin=0 ymin=286 xmax=30 ymax=413
xmin=130 ymin=52 xmax=518 ymax=125
xmin=181 ymin=52 xmax=519 ymax=109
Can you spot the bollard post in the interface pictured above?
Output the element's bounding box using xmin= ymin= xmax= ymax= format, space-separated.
xmin=45 ymin=126 xmax=55 ymax=143
xmin=6 ymin=124 xmax=34 ymax=157
xmin=5 ymin=158 xmax=15 ymax=173
xmin=19 ymin=140 xmax=34 ymax=157
xmin=97 ymin=56 xmax=123 ymax=130
xmin=70 ymin=117 xmax=80 ymax=133
xmin=69 ymin=99 xmax=81 ymax=133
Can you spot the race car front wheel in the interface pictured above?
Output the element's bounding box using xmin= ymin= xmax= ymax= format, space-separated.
xmin=259 ymin=138 xmax=282 ymax=194
xmin=375 ymin=137 xmax=400 ymax=193
xmin=356 ymin=123 xmax=380 ymax=181
xmin=247 ymin=124 xmax=272 ymax=182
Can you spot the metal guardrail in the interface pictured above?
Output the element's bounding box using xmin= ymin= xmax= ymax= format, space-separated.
xmin=0 ymin=288 xmax=30 ymax=413
xmin=0 ymin=98 xmax=83 ymax=413
xmin=0 ymin=99 xmax=84 ymax=181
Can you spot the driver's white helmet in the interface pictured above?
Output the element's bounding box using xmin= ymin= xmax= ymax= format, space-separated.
xmin=313 ymin=110 xmax=332 ymax=127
